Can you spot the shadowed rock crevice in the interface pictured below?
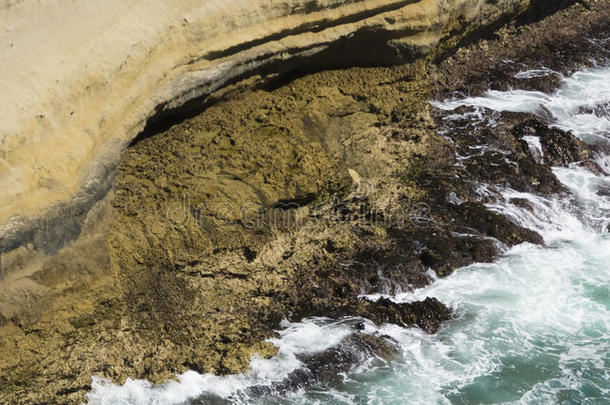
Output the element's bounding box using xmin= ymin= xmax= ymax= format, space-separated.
xmin=202 ymin=0 xmax=422 ymax=60
xmin=130 ymin=0 xmax=581 ymax=152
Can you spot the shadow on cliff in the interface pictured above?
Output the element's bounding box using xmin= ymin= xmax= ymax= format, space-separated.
xmin=131 ymin=0 xmax=577 ymax=148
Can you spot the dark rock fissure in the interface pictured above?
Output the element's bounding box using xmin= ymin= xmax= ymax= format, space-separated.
xmin=201 ymin=0 xmax=422 ymax=61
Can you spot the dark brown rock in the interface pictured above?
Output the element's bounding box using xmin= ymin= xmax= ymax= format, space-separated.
xmin=455 ymin=202 xmax=544 ymax=246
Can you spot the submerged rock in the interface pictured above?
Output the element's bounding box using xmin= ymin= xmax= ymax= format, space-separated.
xmin=455 ymin=202 xmax=544 ymax=246
xmin=355 ymin=297 xmax=451 ymax=334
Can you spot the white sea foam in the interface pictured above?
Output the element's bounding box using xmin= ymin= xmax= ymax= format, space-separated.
xmin=433 ymin=66 xmax=610 ymax=143
xmin=365 ymin=64 xmax=610 ymax=404
xmin=513 ymin=67 xmax=560 ymax=79
xmin=86 ymin=318 xmax=359 ymax=404
xmin=335 ymin=65 xmax=610 ymax=404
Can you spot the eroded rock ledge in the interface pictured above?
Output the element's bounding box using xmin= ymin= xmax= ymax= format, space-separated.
xmin=0 ymin=0 xmax=571 ymax=255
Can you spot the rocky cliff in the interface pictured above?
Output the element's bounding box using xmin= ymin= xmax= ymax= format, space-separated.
xmin=0 ymin=0 xmax=570 ymax=254
xmin=1 ymin=0 xmax=598 ymax=403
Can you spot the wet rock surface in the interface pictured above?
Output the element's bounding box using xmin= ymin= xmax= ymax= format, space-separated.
xmin=2 ymin=1 xmax=610 ymax=403
xmin=514 ymin=119 xmax=604 ymax=173
xmin=251 ymin=332 xmax=398 ymax=398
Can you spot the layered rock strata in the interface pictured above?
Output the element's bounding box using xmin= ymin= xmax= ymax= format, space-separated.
xmin=0 ymin=0 xmax=571 ymax=254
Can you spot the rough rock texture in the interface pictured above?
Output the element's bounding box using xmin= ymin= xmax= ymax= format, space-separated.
xmin=0 ymin=0 xmax=572 ymax=255
xmin=513 ymin=119 xmax=605 ymax=173
xmin=431 ymin=0 xmax=610 ymax=98
xmin=3 ymin=0 xmax=608 ymax=403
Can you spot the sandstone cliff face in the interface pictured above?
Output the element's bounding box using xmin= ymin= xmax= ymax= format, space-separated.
xmin=0 ymin=0 xmax=565 ymax=255
xmin=0 ymin=0 xmax=587 ymax=403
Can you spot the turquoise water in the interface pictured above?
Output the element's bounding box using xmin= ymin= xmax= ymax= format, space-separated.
xmin=284 ymin=236 xmax=610 ymax=404
xmin=88 ymin=67 xmax=610 ymax=405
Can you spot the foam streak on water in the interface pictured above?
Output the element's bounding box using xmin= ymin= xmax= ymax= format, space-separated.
xmin=88 ymin=67 xmax=610 ymax=404
xmin=432 ymin=66 xmax=610 ymax=143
